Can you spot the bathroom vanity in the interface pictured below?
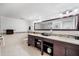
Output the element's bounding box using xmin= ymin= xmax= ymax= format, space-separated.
xmin=28 ymin=33 xmax=79 ymax=56
xmin=28 ymin=14 xmax=79 ymax=56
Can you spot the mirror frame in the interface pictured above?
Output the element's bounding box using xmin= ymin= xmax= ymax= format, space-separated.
xmin=34 ymin=14 xmax=79 ymax=31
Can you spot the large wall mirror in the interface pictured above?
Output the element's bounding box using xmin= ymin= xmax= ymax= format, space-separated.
xmin=34 ymin=15 xmax=79 ymax=31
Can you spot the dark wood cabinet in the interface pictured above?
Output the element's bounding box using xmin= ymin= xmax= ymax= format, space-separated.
xmin=53 ymin=41 xmax=66 ymax=56
xmin=65 ymin=43 xmax=79 ymax=56
xmin=66 ymin=48 xmax=79 ymax=56
xmin=53 ymin=41 xmax=79 ymax=56
xmin=28 ymin=34 xmax=79 ymax=56
xmin=28 ymin=35 xmax=35 ymax=46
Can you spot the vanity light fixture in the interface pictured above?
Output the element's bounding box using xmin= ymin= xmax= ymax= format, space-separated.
xmin=62 ymin=10 xmax=72 ymax=14
xmin=58 ymin=10 xmax=72 ymax=18
xmin=73 ymin=9 xmax=79 ymax=12
xmin=58 ymin=8 xmax=79 ymax=18
xmin=72 ymin=8 xmax=79 ymax=15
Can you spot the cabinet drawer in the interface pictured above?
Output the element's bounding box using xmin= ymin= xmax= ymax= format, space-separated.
xmin=43 ymin=38 xmax=53 ymax=44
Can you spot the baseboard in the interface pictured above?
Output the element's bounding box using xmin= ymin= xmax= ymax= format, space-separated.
xmin=0 ymin=32 xmax=28 ymax=34
xmin=14 ymin=32 xmax=27 ymax=33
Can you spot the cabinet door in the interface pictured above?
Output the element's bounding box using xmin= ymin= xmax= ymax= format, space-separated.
xmin=53 ymin=41 xmax=65 ymax=56
xmin=66 ymin=48 xmax=79 ymax=56
xmin=28 ymin=35 xmax=35 ymax=46
xmin=66 ymin=43 xmax=79 ymax=56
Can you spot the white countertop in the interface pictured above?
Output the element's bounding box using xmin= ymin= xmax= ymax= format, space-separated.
xmin=28 ymin=33 xmax=79 ymax=45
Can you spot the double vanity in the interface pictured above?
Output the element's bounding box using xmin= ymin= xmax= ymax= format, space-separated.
xmin=28 ymin=14 xmax=79 ymax=56
xmin=28 ymin=33 xmax=79 ymax=56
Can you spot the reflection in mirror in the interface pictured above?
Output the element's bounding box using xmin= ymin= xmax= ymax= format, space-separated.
xmin=34 ymin=15 xmax=79 ymax=31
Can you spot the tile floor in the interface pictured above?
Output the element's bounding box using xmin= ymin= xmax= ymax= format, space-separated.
xmin=1 ymin=33 xmax=48 ymax=56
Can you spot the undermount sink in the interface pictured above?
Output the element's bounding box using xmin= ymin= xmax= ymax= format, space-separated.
xmin=41 ymin=33 xmax=51 ymax=36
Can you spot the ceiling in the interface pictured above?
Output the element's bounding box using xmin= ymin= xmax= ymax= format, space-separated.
xmin=0 ymin=3 xmax=79 ymax=21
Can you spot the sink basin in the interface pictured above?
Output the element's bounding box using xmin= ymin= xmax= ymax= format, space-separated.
xmin=41 ymin=33 xmax=51 ymax=36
